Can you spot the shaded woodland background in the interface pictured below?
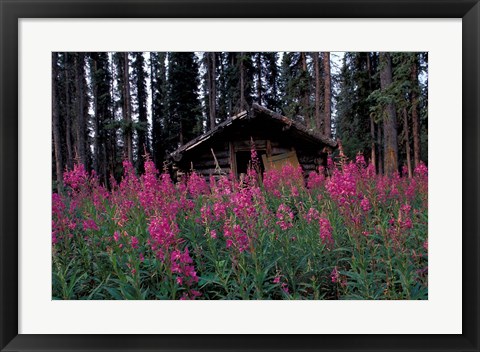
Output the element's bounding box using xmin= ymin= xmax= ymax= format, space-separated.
xmin=52 ymin=52 xmax=428 ymax=188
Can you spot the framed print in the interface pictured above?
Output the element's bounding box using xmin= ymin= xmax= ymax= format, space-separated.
xmin=1 ymin=0 xmax=479 ymax=351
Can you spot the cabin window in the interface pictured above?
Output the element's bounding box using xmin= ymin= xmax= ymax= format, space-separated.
xmin=235 ymin=150 xmax=266 ymax=176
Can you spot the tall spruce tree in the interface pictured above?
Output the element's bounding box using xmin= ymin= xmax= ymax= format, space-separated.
xmin=52 ymin=53 xmax=63 ymax=188
xmin=74 ymin=53 xmax=88 ymax=169
xmin=167 ymin=52 xmax=202 ymax=147
xmin=132 ymin=52 xmax=149 ymax=173
xmin=323 ymin=52 xmax=332 ymax=137
xmin=216 ymin=52 xmax=230 ymax=119
xmin=150 ymin=52 xmax=168 ymax=170
xmin=113 ymin=52 xmax=134 ymax=164
xmin=336 ymin=52 xmax=379 ymax=161
xmin=280 ymin=52 xmax=313 ymax=125
xmin=263 ymin=52 xmax=281 ymax=112
xmin=202 ymin=52 xmax=217 ymax=130
xmin=238 ymin=52 xmax=254 ymax=113
xmin=93 ymin=52 xmax=114 ymax=185
xmin=63 ymin=52 xmax=74 ymax=171
xmin=379 ymin=52 xmax=399 ymax=175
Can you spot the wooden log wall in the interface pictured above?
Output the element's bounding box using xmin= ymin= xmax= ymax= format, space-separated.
xmin=174 ymin=129 xmax=330 ymax=179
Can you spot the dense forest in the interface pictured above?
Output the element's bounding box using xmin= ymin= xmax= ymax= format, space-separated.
xmin=52 ymin=52 xmax=428 ymax=187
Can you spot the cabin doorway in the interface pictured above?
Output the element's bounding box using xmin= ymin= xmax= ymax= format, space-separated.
xmin=235 ymin=150 xmax=266 ymax=176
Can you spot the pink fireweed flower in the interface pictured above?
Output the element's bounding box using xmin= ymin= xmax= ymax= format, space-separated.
xmin=330 ymin=266 xmax=339 ymax=283
xmin=170 ymin=247 xmax=199 ymax=291
xmin=63 ymin=163 xmax=88 ymax=191
xmin=138 ymin=159 xmax=159 ymax=212
xmin=52 ymin=226 xmax=58 ymax=245
xmin=307 ymin=167 xmax=325 ymax=189
xmin=365 ymin=162 xmax=376 ymax=178
xmin=82 ymin=219 xmax=98 ymax=231
xmin=398 ymin=203 xmax=413 ymax=229
xmin=306 ymin=208 xmax=320 ymax=223
xmin=273 ymin=275 xmax=281 ymax=284
xmin=360 ymin=197 xmax=371 ymax=212
xmin=52 ymin=193 xmax=65 ymax=215
xmin=276 ymin=204 xmax=294 ymax=230
xmin=187 ymin=172 xmax=209 ymax=197
xmin=376 ymin=176 xmax=388 ymax=204
xmin=250 ymin=145 xmax=259 ymax=166
xmin=113 ymin=231 xmax=120 ymax=242
xmin=148 ymin=216 xmax=179 ymax=260
xmin=231 ymin=191 xmax=257 ymax=220
xmin=223 ymin=221 xmax=249 ymax=252
xmin=130 ymin=236 xmax=139 ymax=249
xmin=210 ymin=230 xmax=217 ymax=239
xmin=355 ymin=153 xmax=366 ymax=168
xmin=326 ymin=163 xmax=357 ymax=206
xmin=319 ymin=217 xmax=334 ymax=247
xmin=400 ymin=203 xmax=412 ymax=214
xmin=233 ymin=224 xmax=249 ymax=252
xmin=327 ymin=155 xmax=334 ymax=169
xmin=213 ymin=202 xmax=227 ymax=221
xmin=68 ymin=220 xmax=77 ymax=230
xmin=263 ymin=164 xmax=304 ymax=196
xmin=414 ymin=162 xmax=428 ymax=178
xmin=200 ymin=205 xmax=212 ymax=225
xmin=291 ymin=186 xmax=299 ymax=197
xmin=405 ymin=178 xmax=417 ymax=201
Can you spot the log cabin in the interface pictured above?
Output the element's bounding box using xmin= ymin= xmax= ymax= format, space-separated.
xmin=168 ymin=103 xmax=337 ymax=179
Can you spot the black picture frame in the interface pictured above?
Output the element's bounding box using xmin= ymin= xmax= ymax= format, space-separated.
xmin=1 ymin=1 xmax=479 ymax=351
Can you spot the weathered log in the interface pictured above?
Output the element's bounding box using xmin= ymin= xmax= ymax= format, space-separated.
xmin=192 ymin=149 xmax=229 ymax=160
xmin=193 ymin=157 xmax=230 ymax=168
xmin=197 ymin=168 xmax=230 ymax=176
xmin=271 ymin=147 xmax=292 ymax=155
xmin=233 ymin=139 xmax=267 ymax=151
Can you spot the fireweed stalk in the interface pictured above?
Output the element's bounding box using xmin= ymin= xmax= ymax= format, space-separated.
xmin=52 ymin=154 xmax=428 ymax=300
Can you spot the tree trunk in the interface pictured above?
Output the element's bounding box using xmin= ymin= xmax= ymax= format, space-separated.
xmin=64 ymin=53 xmax=73 ymax=170
xmin=403 ymin=107 xmax=413 ymax=178
xmin=377 ymin=123 xmax=383 ymax=174
xmin=91 ymin=56 xmax=100 ymax=175
xmin=380 ymin=52 xmax=398 ymax=176
xmin=411 ymin=55 xmax=421 ymax=168
xmin=52 ymin=53 xmax=63 ymax=188
xmin=323 ymin=52 xmax=331 ymax=137
xmin=313 ymin=52 xmax=322 ymax=131
xmin=110 ymin=54 xmax=117 ymax=181
xmin=367 ymin=53 xmax=376 ymax=169
xmin=74 ymin=53 xmax=86 ymax=168
xmin=209 ymin=52 xmax=216 ymax=130
xmin=123 ymin=52 xmax=133 ymax=163
xmin=150 ymin=52 xmax=156 ymax=164
xmin=256 ymin=53 xmax=262 ymax=105
xmin=179 ymin=119 xmax=184 ymax=146
xmin=300 ymin=52 xmax=309 ymax=125
xmin=240 ymin=52 xmax=246 ymax=111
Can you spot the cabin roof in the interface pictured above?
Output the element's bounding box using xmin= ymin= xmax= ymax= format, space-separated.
xmin=169 ymin=103 xmax=337 ymax=161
